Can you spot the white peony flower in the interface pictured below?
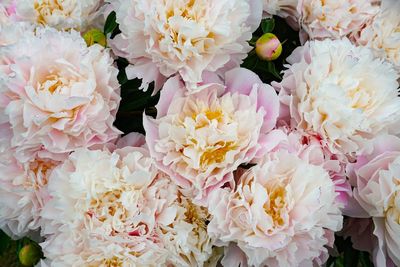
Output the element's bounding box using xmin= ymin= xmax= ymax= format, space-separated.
xmin=298 ymin=0 xmax=378 ymax=42
xmin=353 ymin=0 xmax=400 ymax=72
xmin=275 ymin=38 xmax=400 ymax=157
xmin=0 ymin=154 xmax=61 ymax=238
xmin=109 ymin=0 xmax=262 ymax=92
xmin=40 ymin=147 xmax=215 ymax=266
xmin=0 ymin=27 xmax=121 ymax=162
xmin=15 ymin=0 xmax=106 ymax=31
xmin=208 ymin=150 xmax=343 ymax=267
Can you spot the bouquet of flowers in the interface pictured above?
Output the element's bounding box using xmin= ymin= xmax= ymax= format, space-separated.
xmin=0 ymin=0 xmax=399 ymax=266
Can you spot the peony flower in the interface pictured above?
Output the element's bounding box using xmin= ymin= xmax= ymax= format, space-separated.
xmin=109 ymin=0 xmax=262 ymax=93
xmin=207 ymin=149 xmax=343 ymax=267
xmin=0 ymin=153 xmax=61 ymax=238
xmin=297 ymin=0 xmax=378 ymax=42
xmin=353 ymin=0 xmax=400 ymax=72
xmin=274 ymin=38 xmax=400 ymax=157
xmin=347 ymin=134 xmax=400 ymax=266
xmin=143 ymin=68 xmax=279 ymax=202
xmin=40 ymin=146 xmax=215 ymax=266
xmin=14 ymin=0 xmax=106 ymax=31
xmin=0 ymin=27 xmax=121 ymax=162
xmin=265 ymin=127 xmax=351 ymax=206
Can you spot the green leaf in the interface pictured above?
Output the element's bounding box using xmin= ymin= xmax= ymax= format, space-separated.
xmin=343 ymin=241 xmax=359 ymax=267
xmin=261 ymin=18 xmax=275 ymax=33
xmin=0 ymin=230 xmax=11 ymax=255
xmin=359 ymin=252 xmax=374 ymax=267
xmin=104 ymin=11 xmax=118 ymax=35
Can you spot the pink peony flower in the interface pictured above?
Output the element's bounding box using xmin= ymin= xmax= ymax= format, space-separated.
xmin=0 ymin=27 xmax=121 ymax=162
xmin=274 ymin=38 xmax=400 ymax=157
xmin=40 ymin=146 xmax=216 ymax=266
xmin=0 ymin=153 xmax=62 ymax=238
xmin=347 ymin=134 xmax=400 ymax=266
xmin=143 ymin=68 xmax=279 ymax=202
xmin=108 ymin=0 xmax=262 ymax=93
xmin=297 ymin=0 xmax=378 ymax=42
xmin=207 ymin=149 xmax=343 ymax=267
xmin=263 ymin=127 xmax=351 ymax=206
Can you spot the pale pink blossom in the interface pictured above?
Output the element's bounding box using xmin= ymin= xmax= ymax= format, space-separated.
xmin=347 ymin=134 xmax=400 ymax=266
xmin=143 ymin=68 xmax=279 ymax=202
xmin=0 ymin=27 xmax=121 ymax=162
xmin=297 ymin=0 xmax=378 ymax=42
xmin=0 ymin=154 xmax=61 ymax=238
xmin=263 ymin=127 xmax=351 ymax=206
xmin=15 ymin=0 xmax=106 ymax=31
xmin=353 ymin=0 xmax=400 ymax=72
xmin=208 ymin=149 xmax=343 ymax=267
xmin=109 ymin=0 xmax=262 ymax=93
xmin=274 ymin=38 xmax=400 ymax=157
xmin=40 ymin=146 xmax=215 ymax=266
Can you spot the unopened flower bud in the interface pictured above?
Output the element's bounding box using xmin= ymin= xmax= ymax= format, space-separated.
xmin=83 ymin=28 xmax=107 ymax=47
xmin=255 ymin=33 xmax=282 ymax=61
xmin=19 ymin=243 xmax=42 ymax=266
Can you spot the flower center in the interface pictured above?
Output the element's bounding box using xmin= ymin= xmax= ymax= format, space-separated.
xmin=34 ymin=0 xmax=71 ymax=25
xmin=263 ymin=184 xmax=287 ymax=229
xmin=24 ymin=159 xmax=57 ymax=190
xmin=199 ymin=141 xmax=237 ymax=169
xmin=88 ymin=189 xmax=128 ymax=224
xmin=39 ymin=73 xmax=68 ymax=94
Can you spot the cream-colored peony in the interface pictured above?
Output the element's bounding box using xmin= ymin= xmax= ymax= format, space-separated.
xmin=144 ymin=68 xmax=280 ymax=202
xmin=0 ymin=154 xmax=61 ymax=238
xmin=208 ymin=150 xmax=343 ymax=267
xmin=275 ymin=38 xmax=400 ymax=157
xmin=14 ymin=0 xmax=106 ymax=31
xmin=0 ymin=27 xmax=121 ymax=162
xmin=348 ymin=135 xmax=400 ymax=266
xmin=298 ymin=0 xmax=378 ymax=42
xmin=40 ymin=147 xmax=215 ymax=266
xmin=354 ymin=0 xmax=400 ymax=72
xmin=109 ymin=0 xmax=262 ymax=92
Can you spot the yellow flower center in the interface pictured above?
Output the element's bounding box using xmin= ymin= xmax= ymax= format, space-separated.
xmin=88 ymin=189 xmax=128 ymax=224
xmin=34 ymin=0 xmax=71 ymax=25
xmin=200 ymin=141 xmax=236 ymax=169
xmin=263 ymin=184 xmax=287 ymax=229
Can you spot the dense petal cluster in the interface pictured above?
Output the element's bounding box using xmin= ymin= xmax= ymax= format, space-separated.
xmin=144 ymin=68 xmax=279 ymax=201
xmin=297 ymin=0 xmax=378 ymax=41
xmin=40 ymin=147 xmax=216 ymax=266
xmin=353 ymin=0 xmax=400 ymax=72
xmin=14 ymin=0 xmax=106 ymax=31
xmin=208 ymin=149 xmax=343 ymax=266
xmin=0 ymin=154 xmax=61 ymax=238
xmin=275 ymin=38 xmax=400 ymax=156
xmin=0 ymin=28 xmax=121 ymax=162
xmin=348 ymin=135 xmax=400 ymax=266
xmin=109 ymin=0 xmax=262 ymax=92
